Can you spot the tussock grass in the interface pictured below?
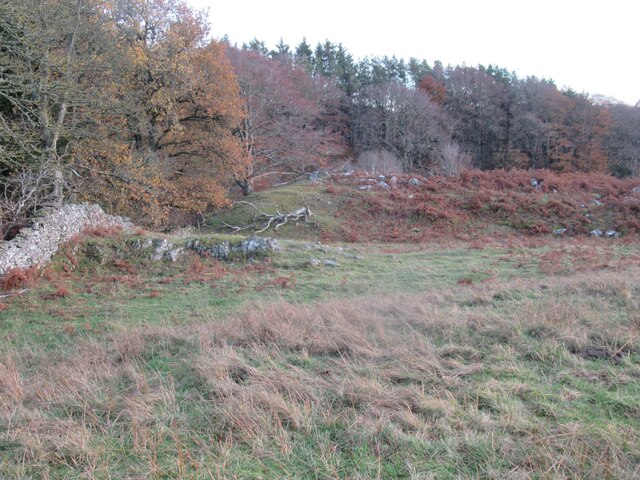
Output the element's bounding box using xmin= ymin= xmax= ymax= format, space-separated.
xmin=2 ymin=267 xmax=640 ymax=478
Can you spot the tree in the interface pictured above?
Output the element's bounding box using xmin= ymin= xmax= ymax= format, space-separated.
xmin=351 ymin=82 xmax=452 ymax=172
xmin=83 ymin=0 xmax=246 ymax=223
xmin=270 ymin=38 xmax=291 ymax=62
xmin=418 ymin=75 xmax=446 ymax=105
xmin=433 ymin=141 xmax=471 ymax=176
xmin=443 ymin=66 xmax=505 ymax=168
xmin=607 ymin=103 xmax=640 ymax=177
xmin=1 ymin=0 xmax=247 ymax=228
xmin=294 ymin=38 xmax=314 ymax=74
xmin=0 ymin=0 xmax=113 ymax=207
xmin=407 ymin=57 xmax=432 ymax=87
xmin=244 ymin=37 xmax=269 ymax=56
xmin=228 ymin=47 xmax=347 ymax=195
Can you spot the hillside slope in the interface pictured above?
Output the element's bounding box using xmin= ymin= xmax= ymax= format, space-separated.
xmin=2 ymin=170 xmax=640 ymax=478
xmin=207 ymin=170 xmax=640 ymax=242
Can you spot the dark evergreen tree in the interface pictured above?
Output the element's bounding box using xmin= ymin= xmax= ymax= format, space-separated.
xmin=270 ymin=38 xmax=291 ymax=63
xmin=294 ymin=37 xmax=314 ymax=74
xmin=407 ymin=57 xmax=432 ymax=86
xmin=244 ymin=37 xmax=269 ymax=56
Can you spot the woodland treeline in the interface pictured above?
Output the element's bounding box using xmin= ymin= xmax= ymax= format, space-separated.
xmin=1 ymin=0 xmax=639 ymax=231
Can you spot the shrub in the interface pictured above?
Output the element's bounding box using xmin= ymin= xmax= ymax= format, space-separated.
xmin=1 ymin=267 xmax=37 ymax=291
xmin=355 ymin=150 xmax=404 ymax=175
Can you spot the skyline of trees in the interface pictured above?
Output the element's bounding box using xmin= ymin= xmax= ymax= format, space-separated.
xmin=237 ymin=36 xmax=639 ymax=178
xmin=1 ymin=1 xmax=639 ymax=232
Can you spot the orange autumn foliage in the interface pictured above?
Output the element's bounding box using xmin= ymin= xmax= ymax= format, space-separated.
xmin=74 ymin=2 xmax=247 ymax=226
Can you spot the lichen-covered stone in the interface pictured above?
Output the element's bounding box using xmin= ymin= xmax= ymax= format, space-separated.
xmin=233 ymin=236 xmax=281 ymax=256
xmin=150 ymin=239 xmax=174 ymax=261
xmin=83 ymin=242 xmax=113 ymax=265
xmin=185 ymin=236 xmax=279 ymax=261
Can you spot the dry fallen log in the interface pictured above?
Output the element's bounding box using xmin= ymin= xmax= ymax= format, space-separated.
xmin=224 ymin=201 xmax=313 ymax=234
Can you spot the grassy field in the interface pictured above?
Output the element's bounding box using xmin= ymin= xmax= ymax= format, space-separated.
xmin=1 ymin=172 xmax=640 ymax=478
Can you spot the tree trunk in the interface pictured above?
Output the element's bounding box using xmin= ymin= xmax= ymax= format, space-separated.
xmin=236 ymin=178 xmax=253 ymax=196
xmin=53 ymin=170 xmax=64 ymax=208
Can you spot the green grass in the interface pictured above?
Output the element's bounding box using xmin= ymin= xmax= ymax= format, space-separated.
xmin=206 ymin=182 xmax=345 ymax=241
xmin=4 ymin=232 xmax=635 ymax=351
xmin=1 ymin=228 xmax=640 ymax=478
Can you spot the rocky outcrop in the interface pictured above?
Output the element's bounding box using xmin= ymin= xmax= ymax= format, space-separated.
xmin=129 ymin=235 xmax=281 ymax=262
xmin=186 ymin=236 xmax=281 ymax=261
xmin=0 ymin=203 xmax=133 ymax=274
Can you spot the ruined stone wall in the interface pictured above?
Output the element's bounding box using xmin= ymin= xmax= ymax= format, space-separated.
xmin=0 ymin=204 xmax=133 ymax=275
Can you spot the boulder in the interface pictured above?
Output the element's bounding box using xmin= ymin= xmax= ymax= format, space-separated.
xmin=150 ymin=239 xmax=174 ymax=261
xmin=83 ymin=242 xmax=112 ymax=265
xmin=164 ymin=247 xmax=184 ymax=262
xmin=234 ymin=236 xmax=281 ymax=255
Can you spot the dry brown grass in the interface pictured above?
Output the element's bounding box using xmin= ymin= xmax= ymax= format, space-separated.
xmin=1 ymin=268 xmax=640 ymax=477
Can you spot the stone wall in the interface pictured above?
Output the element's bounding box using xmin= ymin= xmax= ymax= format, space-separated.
xmin=0 ymin=203 xmax=133 ymax=275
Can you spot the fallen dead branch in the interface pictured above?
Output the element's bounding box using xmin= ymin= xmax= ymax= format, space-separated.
xmin=0 ymin=288 xmax=30 ymax=299
xmin=224 ymin=201 xmax=313 ymax=234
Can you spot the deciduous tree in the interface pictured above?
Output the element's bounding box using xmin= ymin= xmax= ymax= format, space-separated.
xmin=228 ymin=47 xmax=346 ymax=194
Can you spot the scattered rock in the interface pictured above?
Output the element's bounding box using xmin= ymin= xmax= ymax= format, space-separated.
xmin=323 ymin=259 xmax=340 ymax=267
xmin=236 ymin=236 xmax=281 ymax=255
xmin=389 ymin=176 xmax=397 ymax=185
xmin=530 ymin=178 xmax=539 ymax=187
xmin=167 ymin=227 xmax=194 ymax=238
xmin=358 ymin=185 xmax=373 ymax=191
xmin=130 ymin=238 xmax=154 ymax=250
xmin=592 ymin=199 xmax=603 ymax=207
xmin=590 ymin=229 xmax=603 ymax=237
xmin=164 ymin=247 xmax=184 ymax=262
xmin=378 ymin=175 xmax=386 ymax=180
xmin=343 ymin=253 xmax=364 ymax=260
xmin=377 ymin=181 xmax=390 ymax=190
xmin=553 ymin=228 xmax=567 ymax=235
xmin=409 ymin=178 xmax=421 ymax=187
xmin=150 ymin=239 xmax=174 ymax=261
xmin=307 ymin=258 xmax=321 ymax=267
xmin=605 ymin=230 xmax=621 ymax=238
xmin=633 ymin=186 xmax=640 ymax=193
xmin=308 ymin=171 xmax=328 ymax=183
xmin=83 ymin=242 xmax=112 ymax=265
xmin=186 ymin=236 xmax=279 ymax=260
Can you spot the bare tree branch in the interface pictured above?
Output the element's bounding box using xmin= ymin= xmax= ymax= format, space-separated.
xmin=223 ymin=201 xmax=313 ymax=234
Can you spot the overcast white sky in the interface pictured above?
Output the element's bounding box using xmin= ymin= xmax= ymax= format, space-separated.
xmin=188 ymin=0 xmax=639 ymax=105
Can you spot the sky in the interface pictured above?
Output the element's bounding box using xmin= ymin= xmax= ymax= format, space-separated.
xmin=188 ymin=0 xmax=639 ymax=105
